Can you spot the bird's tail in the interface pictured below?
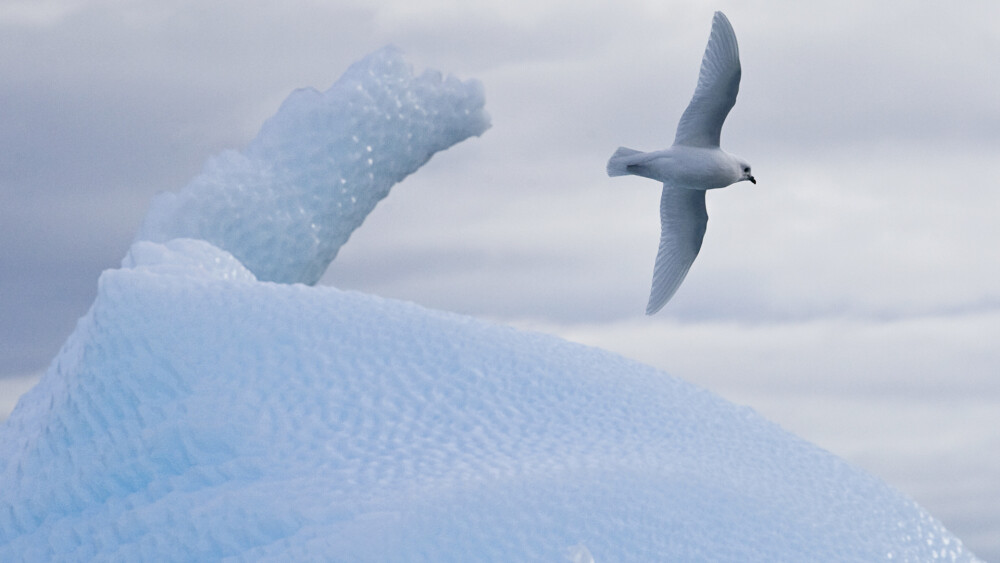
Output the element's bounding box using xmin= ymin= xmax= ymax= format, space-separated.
xmin=606 ymin=147 xmax=643 ymax=177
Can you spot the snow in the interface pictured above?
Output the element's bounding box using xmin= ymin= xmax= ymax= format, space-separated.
xmin=0 ymin=48 xmax=982 ymax=561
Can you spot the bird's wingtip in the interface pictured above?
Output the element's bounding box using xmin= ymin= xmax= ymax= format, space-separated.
xmin=712 ymin=11 xmax=733 ymax=29
xmin=645 ymin=299 xmax=665 ymax=315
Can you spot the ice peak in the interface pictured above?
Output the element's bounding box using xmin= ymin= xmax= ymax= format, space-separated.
xmin=136 ymin=46 xmax=490 ymax=285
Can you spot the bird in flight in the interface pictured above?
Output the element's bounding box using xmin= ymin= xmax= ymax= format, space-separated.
xmin=607 ymin=11 xmax=755 ymax=314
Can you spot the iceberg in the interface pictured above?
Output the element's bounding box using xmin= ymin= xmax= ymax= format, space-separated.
xmin=0 ymin=49 xmax=980 ymax=561
xmin=0 ymin=239 xmax=979 ymax=561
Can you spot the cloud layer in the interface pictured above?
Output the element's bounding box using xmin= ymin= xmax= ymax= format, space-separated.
xmin=2 ymin=0 xmax=998 ymax=558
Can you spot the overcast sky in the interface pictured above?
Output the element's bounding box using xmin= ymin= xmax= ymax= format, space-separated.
xmin=2 ymin=0 xmax=998 ymax=558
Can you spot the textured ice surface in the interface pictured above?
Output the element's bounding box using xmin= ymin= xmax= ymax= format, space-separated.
xmin=136 ymin=46 xmax=490 ymax=285
xmin=0 ymin=240 xmax=980 ymax=562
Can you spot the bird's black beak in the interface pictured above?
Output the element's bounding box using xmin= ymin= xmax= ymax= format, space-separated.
xmin=748 ymin=175 xmax=756 ymax=184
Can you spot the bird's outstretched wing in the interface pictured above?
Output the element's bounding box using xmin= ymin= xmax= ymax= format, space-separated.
xmin=672 ymin=11 xmax=741 ymax=148
xmin=646 ymin=185 xmax=707 ymax=314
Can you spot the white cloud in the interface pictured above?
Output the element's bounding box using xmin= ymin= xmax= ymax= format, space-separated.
xmin=514 ymin=310 xmax=1000 ymax=395
xmin=0 ymin=0 xmax=87 ymax=27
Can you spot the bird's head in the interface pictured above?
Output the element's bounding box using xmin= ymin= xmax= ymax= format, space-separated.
xmin=738 ymin=160 xmax=756 ymax=184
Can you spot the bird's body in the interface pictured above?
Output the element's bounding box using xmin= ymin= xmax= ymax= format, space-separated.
xmin=608 ymin=145 xmax=749 ymax=191
xmin=607 ymin=11 xmax=754 ymax=314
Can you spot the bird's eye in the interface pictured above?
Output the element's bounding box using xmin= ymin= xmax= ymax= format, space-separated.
xmin=743 ymin=167 xmax=750 ymax=173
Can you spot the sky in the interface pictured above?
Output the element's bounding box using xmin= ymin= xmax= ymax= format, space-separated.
xmin=1 ymin=0 xmax=998 ymax=558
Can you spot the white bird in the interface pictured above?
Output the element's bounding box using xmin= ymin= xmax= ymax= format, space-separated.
xmin=607 ymin=11 xmax=755 ymax=314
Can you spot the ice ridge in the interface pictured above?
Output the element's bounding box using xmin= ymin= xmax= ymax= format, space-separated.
xmin=136 ymin=46 xmax=490 ymax=285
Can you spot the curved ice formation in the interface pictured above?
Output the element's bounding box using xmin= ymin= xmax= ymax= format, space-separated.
xmin=136 ymin=46 xmax=490 ymax=285
xmin=0 ymin=240 xmax=980 ymax=561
